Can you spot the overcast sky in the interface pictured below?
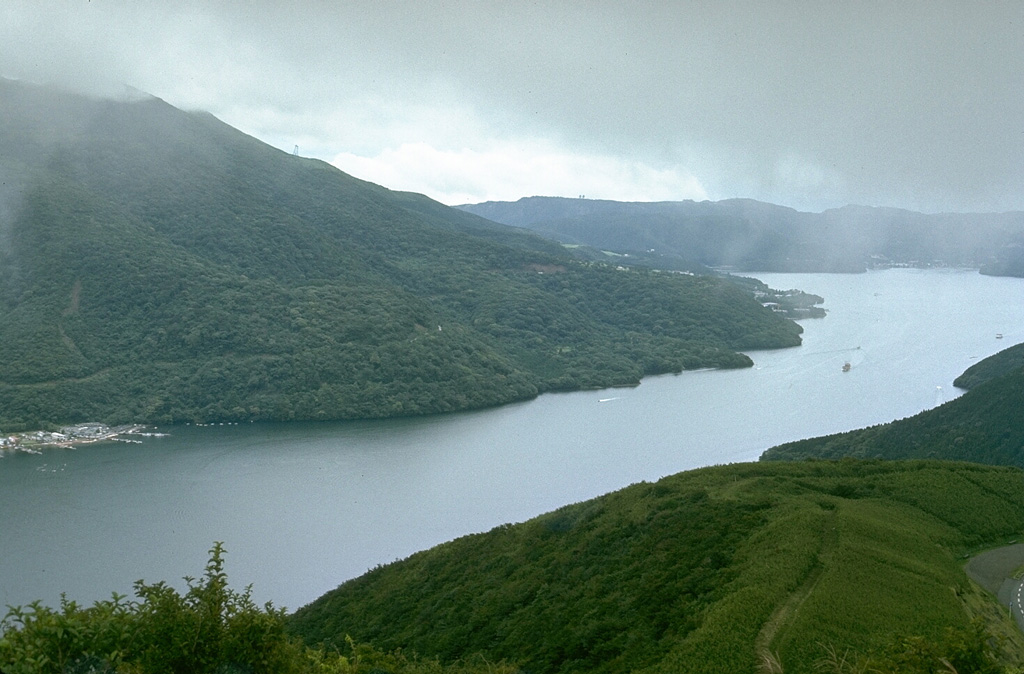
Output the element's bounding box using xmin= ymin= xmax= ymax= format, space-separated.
xmin=3 ymin=1 xmax=1023 ymax=213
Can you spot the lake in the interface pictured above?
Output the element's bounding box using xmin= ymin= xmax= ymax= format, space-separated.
xmin=1 ymin=268 xmax=1022 ymax=612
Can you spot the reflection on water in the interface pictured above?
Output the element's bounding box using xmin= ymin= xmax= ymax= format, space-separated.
xmin=1 ymin=269 xmax=1022 ymax=611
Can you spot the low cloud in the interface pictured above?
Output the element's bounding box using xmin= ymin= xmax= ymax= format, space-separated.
xmin=4 ymin=1 xmax=1024 ymax=212
xmin=331 ymin=142 xmax=709 ymax=205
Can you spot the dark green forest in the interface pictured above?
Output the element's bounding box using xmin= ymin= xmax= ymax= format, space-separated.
xmin=761 ymin=343 xmax=1024 ymax=466
xmin=0 ymin=79 xmax=802 ymax=430
xmin=954 ymin=341 xmax=1024 ymax=389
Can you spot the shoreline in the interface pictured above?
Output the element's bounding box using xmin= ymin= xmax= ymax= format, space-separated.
xmin=0 ymin=423 xmax=166 ymax=455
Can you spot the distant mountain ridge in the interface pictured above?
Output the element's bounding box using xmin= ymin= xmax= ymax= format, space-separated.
xmin=0 ymin=79 xmax=803 ymax=429
xmin=458 ymin=196 xmax=1024 ymax=274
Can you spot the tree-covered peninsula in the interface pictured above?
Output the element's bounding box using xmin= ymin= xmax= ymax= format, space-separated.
xmin=0 ymin=79 xmax=803 ymax=430
xmin=761 ymin=343 xmax=1024 ymax=466
xmin=954 ymin=341 xmax=1024 ymax=390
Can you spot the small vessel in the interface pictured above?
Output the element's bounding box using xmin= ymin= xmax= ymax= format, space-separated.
xmin=996 ymin=333 xmax=1004 ymax=339
xmin=842 ymin=362 xmax=851 ymax=372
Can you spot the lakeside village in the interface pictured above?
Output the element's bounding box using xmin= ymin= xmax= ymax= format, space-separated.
xmin=0 ymin=423 xmax=168 ymax=455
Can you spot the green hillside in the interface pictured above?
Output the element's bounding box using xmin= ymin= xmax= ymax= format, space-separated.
xmin=955 ymin=341 xmax=1024 ymax=390
xmin=762 ymin=346 xmax=1024 ymax=466
xmin=0 ymin=79 xmax=803 ymax=430
xmin=289 ymin=460 xmax=1024 ymax=674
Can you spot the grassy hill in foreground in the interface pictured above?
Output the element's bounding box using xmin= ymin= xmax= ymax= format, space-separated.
xmin=0 ymin=79 xmax=802 ymax=430
xmin=762 ymin=344 xmax=1024 ymax=466
xmin=289 ymin=459 xmax=1024 ymax=674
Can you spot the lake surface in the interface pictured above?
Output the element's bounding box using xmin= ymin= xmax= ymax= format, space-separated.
xmin=2 ymin=268 xmax=1022 ymax=611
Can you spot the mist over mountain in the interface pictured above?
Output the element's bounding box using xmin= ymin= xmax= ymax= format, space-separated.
xmin=459 ymin=196 xmax=1024 ymax=274
xmin=0 ymin=79 xmax=803 ymax=430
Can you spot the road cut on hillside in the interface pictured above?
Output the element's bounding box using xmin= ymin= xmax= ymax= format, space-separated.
xmin=966 ymin=542 xmax=1024 ymax=631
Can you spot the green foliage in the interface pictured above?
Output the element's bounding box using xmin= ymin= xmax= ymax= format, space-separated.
xmin=304 ymin=639 xmax=519 ymax=674
xmin=293 ymin=488 xmax=767 ymax=674
xmin=0 ymin=596 xmax=135 ymax=674
xmin=0 ymin=544 xmax=516 ymax=674
xmin=0 ymin=543 xmax=304 ymax=674
xmin=850 ymin=620 xmax=1006 ymax=674
xmin=289 ymin=460 xmax=1024 ymax=674
xmin=127 ymin=543 xmax=303 ymax=674
xmin=0 ymin=79 xmax=803 ymax=429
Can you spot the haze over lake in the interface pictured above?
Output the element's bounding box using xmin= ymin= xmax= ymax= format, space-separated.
xmin=2 ymin=268 xmax=1021 ymax=612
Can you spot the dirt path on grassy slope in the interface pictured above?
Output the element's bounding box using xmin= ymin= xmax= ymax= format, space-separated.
xmin=754 ymin=509 xmax=838 ymax=671
xmin=753 ymin=535 xmax=1024 ymax=672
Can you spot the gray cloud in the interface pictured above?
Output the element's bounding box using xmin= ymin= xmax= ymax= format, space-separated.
xmin=3 ymin=1 xmax=1023 ymax=212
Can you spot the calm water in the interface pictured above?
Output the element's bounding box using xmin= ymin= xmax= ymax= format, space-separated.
xmin=1 ymin=269 xmax=1022 ymax=611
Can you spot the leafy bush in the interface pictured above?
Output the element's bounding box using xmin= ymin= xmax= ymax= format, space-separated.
xmin=0 ymin=544 xmax=518 ymax=674
xmin=0 ymin=543 xmax=304 ymax=674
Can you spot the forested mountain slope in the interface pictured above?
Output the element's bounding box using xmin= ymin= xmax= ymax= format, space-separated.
xmin=761 ymin=343 xmax=1024 ymax=465
xmin=954 ymin=341 xmax=1024 ymax=390
xmin=290 ymin=460 xmax=1024 ymax=674
xmin=459 ymin=196 xmax=1024 ymax=274
xmin=0 ymin=79 xmax=802 ymax=429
